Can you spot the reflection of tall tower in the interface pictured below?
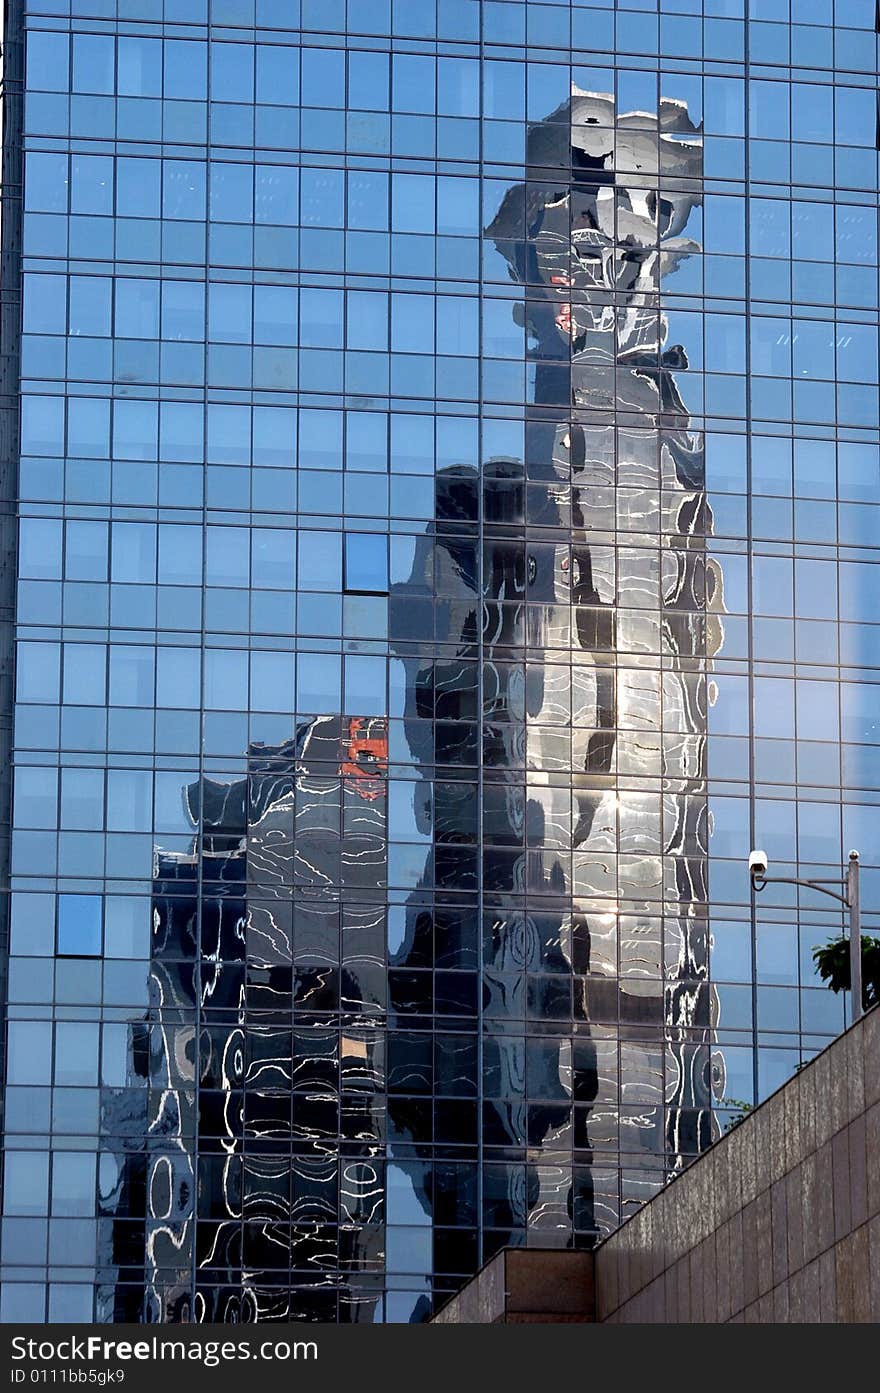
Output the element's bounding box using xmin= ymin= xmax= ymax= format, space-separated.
xmin=99 ymin=90 xmax=723 ymax=1323
xmin=390 ymin=88 xmax=723 ymax=1270
xmin=491 ymin=89 xmax=725 ymax=1208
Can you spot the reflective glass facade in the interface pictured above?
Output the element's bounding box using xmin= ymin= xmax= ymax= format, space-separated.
xmin=1 ymin=0 xmax=879 ymax=1325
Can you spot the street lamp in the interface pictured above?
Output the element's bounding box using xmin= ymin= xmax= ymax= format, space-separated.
xmin=748 ymin=848 xmax=863 ymax=1023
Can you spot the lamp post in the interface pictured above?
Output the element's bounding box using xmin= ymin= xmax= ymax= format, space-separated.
xmin=748 ymin=848 xmax=863 ymax=1023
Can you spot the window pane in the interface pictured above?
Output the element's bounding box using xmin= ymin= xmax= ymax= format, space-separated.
xmin=345 ymin=534 xmax=388 ymax=592
xmin=57 ymin=895 xmax=103 ymax=957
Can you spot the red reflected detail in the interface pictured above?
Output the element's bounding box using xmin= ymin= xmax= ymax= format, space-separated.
xmin=340 ymin=717 xmax=388 ymax=800
xmin=550 ymin=273 xmax=573 ymax=334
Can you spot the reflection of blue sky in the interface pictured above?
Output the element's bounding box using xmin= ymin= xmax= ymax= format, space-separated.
xmin=387 ymin=1162 xmax=432 ymax=1228
xmin=385 ymin=1164 xmax=432 ymax=1317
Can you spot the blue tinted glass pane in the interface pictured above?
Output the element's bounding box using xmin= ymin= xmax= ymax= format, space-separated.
xmin=297 ymin=652 xmax=341 ymax=712
xmin=344 ymin=655 xmax=386 ymax=716
xmin=345 ymin=533 xmax=388 ymax=592
xmin=57 ymin=895 xmax=103 ymax=956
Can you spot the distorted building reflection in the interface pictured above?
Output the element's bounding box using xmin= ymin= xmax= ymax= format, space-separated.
xmin=390 ymin=89 xmax=724 ymax=1272
xmin=100 ymin=717 xmax=387 ymax=1321
xmin=99 ymin=88 xmax=724 ymax=1323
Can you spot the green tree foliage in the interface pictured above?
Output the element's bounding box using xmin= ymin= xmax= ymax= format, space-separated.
xmin=812 ymin=934 xmax=880 ymax=1012
xmin=720 ymin=1098 xmax=753 ymax=1134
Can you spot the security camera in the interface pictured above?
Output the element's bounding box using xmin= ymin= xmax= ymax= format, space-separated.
xmin=748 ymin=849 xmax=769 ymax=878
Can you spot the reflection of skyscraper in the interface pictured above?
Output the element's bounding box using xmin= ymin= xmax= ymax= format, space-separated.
xmin=85 ymin=89 xmax=724 ymax=1322
xmin=389 ymin=90 xmax=723 ymax=1264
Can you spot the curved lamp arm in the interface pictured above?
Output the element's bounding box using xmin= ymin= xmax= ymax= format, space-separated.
xmin=749 ymin=851 xmax=862 ymax=1021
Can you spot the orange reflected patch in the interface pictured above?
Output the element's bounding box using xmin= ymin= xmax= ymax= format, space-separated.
xmin=340 ymin=717 xmax=388 ymax=800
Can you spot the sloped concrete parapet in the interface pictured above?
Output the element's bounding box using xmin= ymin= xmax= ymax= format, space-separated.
xmin=433 ymin=1006 xmax=880 ymax=1323
xmin=597 ymin=1004 xmax=880 ymax=1322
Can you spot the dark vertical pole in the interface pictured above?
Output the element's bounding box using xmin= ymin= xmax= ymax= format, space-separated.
xmin=848 ymin=850 xmax=862 ymax=1022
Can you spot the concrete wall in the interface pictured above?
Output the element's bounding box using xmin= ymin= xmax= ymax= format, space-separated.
xmin=432 ymin=1005 xmax=880 ymax=1323
xmin=596 ymin=1005 xmax=880 ymax=1322
xmin=432 ymin=1250 xmax=595 ymax=1324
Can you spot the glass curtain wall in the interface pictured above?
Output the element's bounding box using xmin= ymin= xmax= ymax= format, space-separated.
xmin=2 ymin=0 xmax=878 ymax=1324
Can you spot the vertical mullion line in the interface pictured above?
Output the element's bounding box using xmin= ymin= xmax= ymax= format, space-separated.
xmin=294 ymin=37 xmax=303 ymax=1318
xmin=653 ymin=64 xmax=669 ymax=1186
xmin=743 ymin=11 xmax=760 ymax=1112
xmin=475 ymin=0 xmax=486 ymax=1281
xmin=429 ymin=31 xmax=438 ymax=1310
xmin=383 ymin=131 xmax=391 ymax=1326
xmin=193 ymin=19 xmax=212 ymax=1319
xmin=569 ymin=45 xmax=579 ymax=1219
xmin=107 ymin=31 xmax=120 ymax=1326
xmin=0 ymin=0 xmax=25 ymax=1301
xmin=606 ymin=73 xmax=625 ymax=1184
xmin=873 ymin=41 xmax=880 ymax=1017
xmin=835 ymin=364 xmax=845 ymax=1035
xmin=102 ymin=30 xmax=119 ymax=1323
xmin=340 ymin=50 xmax=349 ymax=1325
xmin=830 ymin=84 xmax=845 ymax=1035
xmin=612 ymin=61 xmax=622 ymax=1227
